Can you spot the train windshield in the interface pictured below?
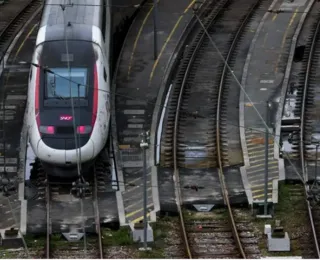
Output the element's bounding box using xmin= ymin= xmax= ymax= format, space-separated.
xmin=46 ymin=68 xmax=87 ymax=98
xmin=38 ymin=40 xmax=97 ymax=101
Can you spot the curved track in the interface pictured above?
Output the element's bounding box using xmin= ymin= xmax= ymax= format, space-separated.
xmin=165 ymin=0 xmax=264 ymax=258
xmin=297 ymin=15 xmax=320 ymax=259
xmin=0 ymin=0 xmax=41 ymax=62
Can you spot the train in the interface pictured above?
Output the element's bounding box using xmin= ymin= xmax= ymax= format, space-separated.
xmin=26 ymin=0 xmax=112 ymax=177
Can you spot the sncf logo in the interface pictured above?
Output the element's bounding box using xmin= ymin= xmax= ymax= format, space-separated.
xmin=60 ymin=115 xmax=73 ymax=121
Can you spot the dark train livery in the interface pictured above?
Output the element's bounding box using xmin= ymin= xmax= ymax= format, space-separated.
xmin=26 ymin=0 xmax=111 ymax=177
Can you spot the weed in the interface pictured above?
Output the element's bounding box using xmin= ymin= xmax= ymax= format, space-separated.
xmin=102 ymin=227 xmax=133 ymax=246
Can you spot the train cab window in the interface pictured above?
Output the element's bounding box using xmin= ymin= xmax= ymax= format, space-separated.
xmin=46 ymin=68 xmax=87 ymax=98
xmin=103 ymin=68 xmax=107 ymax=82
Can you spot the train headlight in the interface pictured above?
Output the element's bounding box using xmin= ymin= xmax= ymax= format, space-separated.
xmin=39 ymin=126 xmax=55 ymax=134
xmin=77 ymin=126 xmax=92 ymax=134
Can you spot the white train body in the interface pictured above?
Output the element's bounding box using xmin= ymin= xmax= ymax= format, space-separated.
xmin=26 ymin=0 xmax=111 ymax=177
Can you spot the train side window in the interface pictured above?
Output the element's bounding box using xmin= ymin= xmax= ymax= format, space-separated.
xmin=29 ymin=69 xmax=32 ymax=81
xmin=102 ymin=0 xmax=106 ymax=40
xmin=103 ymin=68 xmax=107 ymax=82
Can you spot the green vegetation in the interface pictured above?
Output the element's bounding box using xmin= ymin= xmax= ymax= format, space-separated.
xmin=102 ymin=217 xmax=176 ymax=258
xmin=252 ymin=181 xmax=306 ymax=257
xmin=102 ymin=226 xmax=134 ymax=246
xmin=24 ymin=234 xmax=45 ymax=248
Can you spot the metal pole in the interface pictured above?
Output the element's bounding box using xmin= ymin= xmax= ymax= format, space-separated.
xmin=264 ymin=101 xmax=270 ymax=215
xmin=140 ymin=132 xmax=149 ymax=249
xmin=315 ymin=144 xmax=319 ymax=182
xmin=3 ymin=98 xmax=6 ymax=176
xmin=153 ymin=0 xmax=158 ymax=60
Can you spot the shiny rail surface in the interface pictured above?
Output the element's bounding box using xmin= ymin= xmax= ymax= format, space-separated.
xmin=300 ymin=16 xmax=320 ymax=259
xmin=43 ymin=167 xmax=104 ymax=259
xmin=170 ymin=0 xmax=263 ymax=258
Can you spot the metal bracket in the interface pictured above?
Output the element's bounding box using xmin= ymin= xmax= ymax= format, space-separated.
xmin=70 ymin=177 xmax=91 ymax=198
xmin=62 ymin=232 xmax=84 ymax=242
xmin=193 ymin=204 xmax=214 ymax=212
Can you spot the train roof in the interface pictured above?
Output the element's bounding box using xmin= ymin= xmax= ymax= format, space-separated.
xmin=38 ymin=0 xmax=104 ymax=43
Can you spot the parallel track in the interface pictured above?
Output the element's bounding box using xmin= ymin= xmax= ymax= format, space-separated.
xmin=290 ymin=14 xmax=320 ymax=258
xmin=40 ymin=163 xmax=105 ymax=258
xmin=165 ymin=0 xmax=263 ymax=258
xmin=298 ymin=15 xmax=320 ymax=258
xmin=0 ymin=0 xmax=41 ymax=62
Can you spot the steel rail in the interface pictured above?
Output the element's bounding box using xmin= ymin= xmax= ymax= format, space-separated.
xmin=0 ymin=0 xmax=39 ymax=61
xmin=216 ymin=1 xmax=262 ymax=258
xmin=172 ymin=0 xmax=230 ymax=258
xmin=93 ymin=166 xmax=104 ymax=259
xmin=45 ymin=173 xmax=51 ymax=258
xmin=300 ymin=18 xmax=320 ymax=259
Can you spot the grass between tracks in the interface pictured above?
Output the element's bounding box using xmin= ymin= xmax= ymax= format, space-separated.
xmin=102 ymin=217 xmax=179 ymax=258
xmin=253 ymin=181 xmax=307 ymax=257
xmin=0 ymin=218 xmax=174 ymax=259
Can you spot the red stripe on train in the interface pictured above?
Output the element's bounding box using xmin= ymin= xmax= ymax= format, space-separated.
xmin=35 ymin=66 xmax=40 ymax=128
xmin=92 ymin=64 xmax=98 ymax=127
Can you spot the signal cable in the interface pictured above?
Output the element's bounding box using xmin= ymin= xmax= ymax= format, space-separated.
xmin=193 ymin=11 xmax=305 ymax=184
xmin=60 ymin=4 xmax=81 ymax=178
xmin=60 ymin=3 xmax=87 ymax=257
xmin=28 ymin=61 xmax=307 ymax=183
xmin=42 ymin=1 xmax=320 ymax=16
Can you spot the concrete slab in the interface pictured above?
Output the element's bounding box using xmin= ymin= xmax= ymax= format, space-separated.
xmin=239 ymin=0 xmax=312 ymax=205
xmin=113 ymin=0 xmax=196 ymax=225
xmin=0 ymin=11 xmax=41 ymax=236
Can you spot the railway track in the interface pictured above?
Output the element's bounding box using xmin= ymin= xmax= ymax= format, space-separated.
xmin=162 ymin=0 xmax=264 ymax=258
xmin=30 ymin=159 xmax=106 ymax=258
xmin=46 ymin=167 xmax=104 ymax=259
xmin=290 ymin=13 xmax=320 ymax=258
xmin=0 ymin=0 xmax=41 ymax=62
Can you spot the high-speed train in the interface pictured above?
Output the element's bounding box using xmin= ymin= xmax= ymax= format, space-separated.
xmin=26 ymin=0 xmax=111 ymax=177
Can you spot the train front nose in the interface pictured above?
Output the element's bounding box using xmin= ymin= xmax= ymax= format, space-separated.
xmin=37 ymin=135 xmax=95 ymax=166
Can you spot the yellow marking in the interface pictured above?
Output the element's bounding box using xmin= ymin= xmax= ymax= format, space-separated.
xmin=14 ymin=23 xmax=38 ymax=61
xmin=124 ymin=188 xmax=152 ymax=202
xmin=251 ymin=182 xmax=273 ymax=188
xmin=248 ymin=150 xmax=274 ymax=155
xmin=247 ymin=167 xmax=278 ymax=176
xmin=127 ymin=2 xmax=158 ymax=79
xmin=125 ymin=198 xmax=152 ymax=210
xmin=274 ymin=8 xmax=299 ymax=73
xmin=249 ymin=176 xmax=278 ymax=184
xmin=126 ymin=180 xmax=151 ymax=193
xmin=252 ymin=188 xmax=272 ymax=194
xmin=119 ymin=144 xmax=131 ymax=149
xmin=184 ymin=0 xmax=196 ymax=12
xmin=245 ymin=103 xmax=253 ymax=107
xmin=253 ymin=193 xmax=272 ymax=199
xmin=247 ymin=137 xmax=274 ymax=145
xmin=247 ymin=164 xmax=278 ymax=172
xmin=248 ymin=161 xmax=278 ymax=169
xmin=132 ymin=213 xmax=151 ymax=223
xmin=125 ymin=203 xmax=153 ymax=218
xmin=272 ymin=13 xmax=278 ymax=22
xmin=148 ymin=0 xmax=196 ymax=85
xmin=126 ymin=173 xmax=151 ymax=186
xmin=3 ymin=22 xmax=39 ymax=94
